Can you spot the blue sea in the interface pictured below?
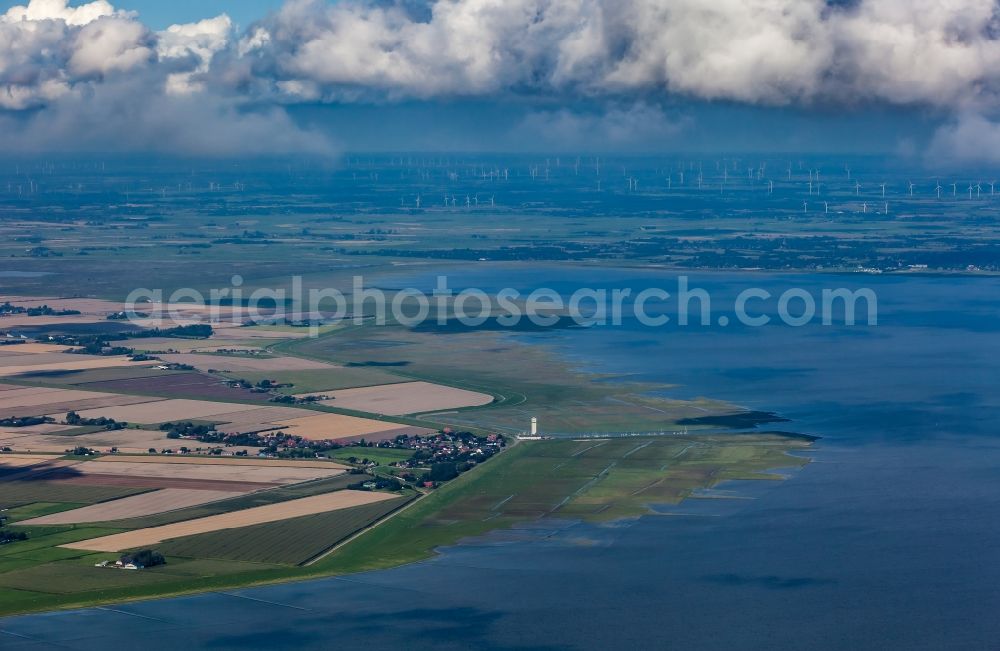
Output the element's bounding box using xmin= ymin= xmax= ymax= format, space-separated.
xmin=2 ymin=267 xmax=998 ymax=650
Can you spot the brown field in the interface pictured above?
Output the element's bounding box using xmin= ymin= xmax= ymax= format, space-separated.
xmin=72 ymin=399 xmax=266 ymax=424
xmin=63 ymin=490 xmax=400 ymax=552
xmin=0 ymin=343 xmax=74 ymax=354
xmin=77 ymin=372 xmax=276 ymax=402
xmin=1 ymin=394 xmax=161 ymax=421
xmin=40 ymin=470 xmax=279 ymax=492
xmin=0 ymin=427 xmax=260 ymax=455
xmin=205 ymin=406 xmax=305 ymax=433
xmin=0 ymin=387 xmax=114 ymax=408
xmin=0 ymin=454 xmax=61 ymax=469
xmin=299 ymin=381 xmax=494 ymax=415
xmin=0 ymin=296 xmax=127 ymax=315
xmin=158 ymin=353 xmax=337 ymax=373
xmin=0 ymin=353 xmax=98 ymax=368
xmin=0 ymin=458 xmax=80 ymax=480
xmin=70 ymin=459 xmax=346 ymax=484
xmin=271 ymin=412 xmax=424 ymax=440
xmin=0 ymin=357 xmax=155 ymax=378
xmin=92 ymin=456 xmax=347 ymax=469
xmin=20 ymin=488 xmax=243 ymax=525
xmin=0 ymin=314 xmax=106 ymax=327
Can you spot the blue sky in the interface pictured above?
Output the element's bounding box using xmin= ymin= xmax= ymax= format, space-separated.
xmin=0 ymin=0 xmax=282 ymax=28
xmin=117 ymin=0 xmax=282 ymax=29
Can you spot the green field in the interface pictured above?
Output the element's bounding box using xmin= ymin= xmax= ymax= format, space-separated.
xmin=326 ymin=447 xmax=415 ymax=465
xmin=158 ymin=495 xmax=413 ymax=564
xmin=0 ymin=482 xmax=150 ymax=510
xmin=313 ymin=434 xmax=812 ymax=573
xmin=4 ymin=365 xmax=187 ymax=388
xmin=95 ymin=474 xmax=362 ymax=529
xmin=217 ymin=366 xmax=408 ymax=394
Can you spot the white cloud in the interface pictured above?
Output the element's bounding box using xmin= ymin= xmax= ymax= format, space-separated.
xmin=2 ymin=0 xmax=1000 ymax=157
xmin=2 ymin=0 xmax=118 ymax=26
xmin=68 ymin=17 xmax=153 ymax=76
xmin=0 ymin=0 xmax=332 ymax=155
xmin=158 ymin=14 xmax=232 ymax=94
xmin=228 ymin=0 xmax=1000 ymax=109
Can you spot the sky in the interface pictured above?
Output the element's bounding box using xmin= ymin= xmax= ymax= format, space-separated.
xmin=0 ymin=0 xmax=998 ymax=162
xmin=0 ymin=0 xmax=284 ymax=29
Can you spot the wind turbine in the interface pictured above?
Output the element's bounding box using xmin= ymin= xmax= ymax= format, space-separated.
xmin=880 ymin=183 xmax=886 ymax=198
xmin=952 ymin=182 xmax=957 ymax=197
xmin=935 ymin=183 xmax=942 ymax=199
xmin=908 ymin=181 xmax=915 ymax=197
xmin=855 ymin=181 xmax=861 ymax=196
xmin=976 ymin=183 xmax=982 ymax=199
xmin=968 ymin=184 xmax=974 ymax=200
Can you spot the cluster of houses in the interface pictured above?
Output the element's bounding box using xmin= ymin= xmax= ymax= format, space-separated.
xmin=94 ymin=550 xmax=165 ymax=570
xmin=376 ymin=430 xmax=505 ymax=469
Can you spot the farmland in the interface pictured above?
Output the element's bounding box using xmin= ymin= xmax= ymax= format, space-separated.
xmin=0 ymin=284 xmax=817 ymax=617
xmin=0 ymin=452 xmax=416 ymax=616
xmin=156 ymin=496 xmax=413 ymax=564
xmin=64 ymin=490 xmax=402 ymax=552
xmin=298 ymin=380 xmax=495 ymax=415
xmin=0 ymin=431 xmax=812 ymax=617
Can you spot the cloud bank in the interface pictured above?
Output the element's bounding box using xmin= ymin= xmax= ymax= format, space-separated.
xmin=2 ymin=0 xmax=1000 ymax=157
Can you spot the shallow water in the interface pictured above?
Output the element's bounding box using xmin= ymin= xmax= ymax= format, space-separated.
xmin=2 ymin=268 xmax=998 ymax=650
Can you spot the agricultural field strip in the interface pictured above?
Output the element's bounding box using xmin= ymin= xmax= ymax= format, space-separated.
xmin=157 ymin=496 xmax=414 ymax=566
xmin=295 ymin=380 xmax=494 ymax=416
xmin=19 ymin=489 xmax=244 ymax=525
xmin=0 ymin=454 xmax=62 ymax=468
xmin=0 ymin=353 xmax=108 ymax=368
xmin=0 ymin=459 xmax=83 ymax=481
xmin=62 ymin=490 xmax=400 ymax=552
xmin=271 ymin=412 xmax=428 ymax=439
xmin=70 ymin=399 xmax=271 ymax=424
xmin=69 ymin=460 xmax=347 ymax=484
xmin=0 ymin=358 xmax=158 ymax=377
xmin=157 ymin=353 xmax=338 ymax=372
xmin=92 ymin=456 xmax=348 ymax=469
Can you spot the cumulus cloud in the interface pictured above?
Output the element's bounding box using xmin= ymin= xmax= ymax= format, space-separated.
xmin=229 ymin=0 xmax=1000 ymax=109
xmin=3 ymin=0 xmax=1000 ymax=157
xmin=0 ymin=0 xmax=332 ymax=155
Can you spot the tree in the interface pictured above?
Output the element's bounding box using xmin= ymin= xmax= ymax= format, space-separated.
xmin=429 ymin=462 xmax=458 ymax=482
